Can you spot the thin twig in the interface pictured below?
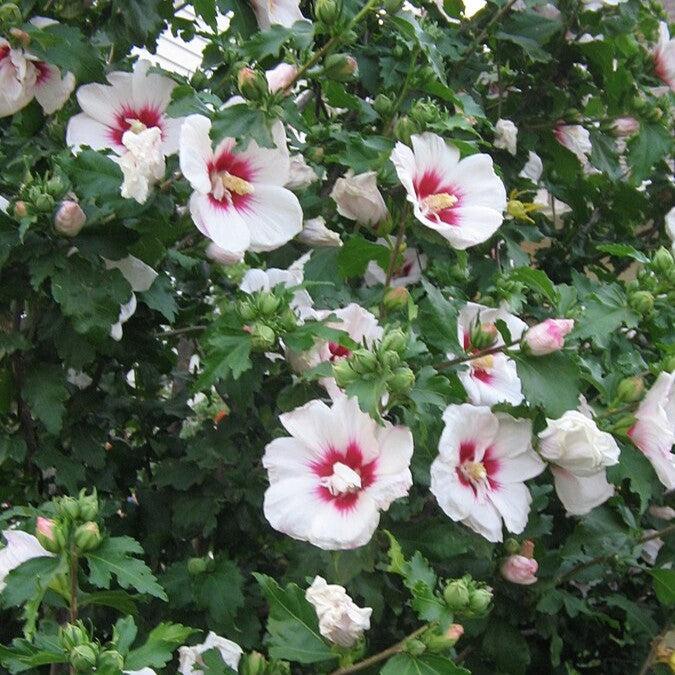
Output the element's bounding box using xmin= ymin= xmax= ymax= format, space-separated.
xmin=379 ymin=205 xmax=410 ymax=316
xmin=156 ymin=325 xmax=207 ymax=338
xmin=435 ymin=340 xmax=519 ymax=371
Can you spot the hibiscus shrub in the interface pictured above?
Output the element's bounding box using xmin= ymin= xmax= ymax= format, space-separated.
xmin=0 ymin=0 xmax=674 ymax=672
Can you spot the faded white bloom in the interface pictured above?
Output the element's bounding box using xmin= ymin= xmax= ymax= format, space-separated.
xmin=178 ymin=632 xmax=242 ymax=675
xmin=286 ymin=154 xmax=318 ymax=189
xmin=305 ymin=576 xmax=372 ymax=647
xmin=297 ymin=216 xmax=342 ymax=247
xmin=266 ymin=62 xmax=299 ymax=93
xmin=666 ymin=206 xmax=675 ymax=256
xmin=581 ymin=0 xmax=627 ymax=11
xmin=519 ymin=152 xmax=544 ymax=183
xmin=330 ymin=170 xmax=388 ymax=226
xmin=116 ymin=127 xmax=166 ymax=204
xmin=494 ymin=119 xmax=518 ymax=156
xmin=554 ymin=124 xmax=592 ymax=165
xmin=0 ymin=530 xmax=54 ymax=592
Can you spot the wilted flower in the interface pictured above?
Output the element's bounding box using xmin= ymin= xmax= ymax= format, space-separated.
xmin=0 ymin=530 xmax=54 ymax=591
xmin=581 ymin=0 xmax=627 ymax=10
xmin=519 ymin=151 xmax=544 ymax=183
xmin=494 ymin=119 xmax=518 ymax=156
xmin=116 ymin=126 xmax=165 ymax=204
xmin=262 ymin=396 xmax=413 ymax=549
xmin=628 ymin=371 xmax=675 ymax=490
xmin=391 ymin=132 xmax=507 ymax=249
xmin=305 ymin=576 xmax=372 ymax=647
xmin=364 ymin=240 xmax=426 ymax=287
xmin=430 ymin=404 xmax=545 ymax=542
xmin=538 ymin=410 xmax=619 ymax=515
xmin=179 ymin=114 xmax=302 ymax=258
xmin=330 ymin=170 xmax=388 ymax=226
xmin=266 ymin=62 xmax=299 ymax=93
xmin=286 ymin=154 xmax=318 ymax=189
xmin=54 ymin=200 xmax=86 ymax=237
xmin=654 ymin=22 xmax=675 ymax=92
xmin=554 ymin=124 xmax=592 ymax=165
xmin=297 ymin=216 xmax=342 ymax=247
xmin=522 ymin=319 xmax=574 ymax=355
xmin=249 ymin=0 xmax=305 ymax=29
xmin=178 ymin=632 xmax=243 ymax=675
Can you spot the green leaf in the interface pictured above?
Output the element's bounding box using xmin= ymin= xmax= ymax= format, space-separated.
xmin=382 ymin=654 xmax=470 ymax=674
xmin=112 ymin=616 xmax=138 ymax=655
xmin=212 ymin=105 xmax=274 ymax=148
xmin=344 ymin=373 xmax=389 ymax=420
xmin=124 ymin=623 xmax=198 ymax=670
xmin=196 ymin=557 xmax=245 ymax=626
xmin=651 ymin=569 xmax=675 ymax=606
xmin=193 ymin=0 xmax=217 ymax=28
xmin=337 ymin=236 xmax=390 ymax=278
xmin=596 ymin=243 xmax=649 ymax=263
xmin=140 ymin=273 xmax=178 ymax=322
xmin=606 ymin=444 xmax=655 ymax=512
xmin=0 ymin=638 xmax=67 ymax=674
xmin=605 ymin=594 xmax=658 ymax=636
xmin=85 ymin=536 xmax=167 ymax=600
xmin=254 ymin=573 xmax=335 ymax=664
xmin=508 ymin=267 xmax=559 ymax=304
xmin=573 ymin=284 xmax=638 ymax=348
xmin=1 ymin=556 xmax=61 ymax=608
xmin=496 ymin=11 xmax=562 ymax=62
xmin=242 ymin=21 xmax=314 ymax=60
xmin=627 ymin=123 xmax=672 ymax=182
xmin=514 ymin=351 xmax=580 ymax=417
xmin=418 ymin=279 xmax=461 ymax=354
xmin=80 ymin=590 xmax=138 ymax=616
xmin=64 ymin=150 xmax=123 ymax=199
xmin=197 ymin=334 xmax=253 ymax=386
xmin=482 ymin=619 xmax=531 ymax=675
xmin=22 ymin=365 xmax=68 ymax=434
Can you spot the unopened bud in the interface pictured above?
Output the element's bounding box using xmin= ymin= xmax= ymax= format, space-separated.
xmin=60 ymin=622 xmax=89 ymax=650
xmin=333 ymin=359 xmax=356 ymax=387
xmin=13 ymin=200 xmax=27 ymax=218
xmin=652 ymin=247 xmax=674 ymax=274
xmin=250 ymin=323 xmax=276 ymax=350
xmin=388 ymin=366 xmax=415 ymax=395
xmin=381 ymin=328 xmax=407 ymax=354
xmin=74 ymin=521 xmax=102 ymax=552
xmin=394 ymin=115 xmax=416 ymax=144
xmin=383 ymin=286 xmax=409 ymax=311
xmin=405 ymin=638 xmax=426 ymax=656
xmin=55 ymin=201 xmax=86 ymax=237
xmin=629 ymin=290 xmax=654 ymax=315
xmin=616 ymin=376 xmax=645 ymax=403
xmin=238 ymin=299 xmax=257 ymax=321
xmin=373 ymin=94 xmax=394 ymax=117
xmin=237 ymin=67 xmax=268 ymax=101
xmin=77 ymin=489 xmax=98 ymax=521
xmin=213 ymin=407 xmax=229 ymax=425
xmin=468 ymin=586 xmax=492 ymax=614
xmin=35 ymin=193 xmax=55 ymax=213
xmin=257 ymin=291 xmax=281 ymax=316
xmin=45 ymin=176 xmax=66 ymax=197
xmin=322 ymin=53 xmax=358 ymax=81
xmin=35 ymin=517 xmax=60 ymax=553
xmin=443 ymin=579 xmax=470 ymax=611
xmin=59 ymin=496 xmax=80 ymax=521
xmin=350 ymin=349 xmax=378 ymax=374
xmin=187 ymin=557 xmax=208 ymax=575
xmin=663 ymin=355 xmax=675 ymax=372
xmin=470 ymin=322 xmax=498 ymax=350
xmin=504 ymin=538 xmax=520 ymax=555
xmin=611 ymin=117 xmax=639 ymax=138
xmin=70 ymin=644 xmax=97 ymax=670
xmin=315 ymin=0 xmax=340 ymax=24
xmin=240 ymin=651 xmax=268 ymax=675
xmin=97 ymin=649 xmax=124 ymax=672
xmin=522 ymin=318 xmax=574 ymax=356
xmin=0 ymin=3 xmax=22 ymax=24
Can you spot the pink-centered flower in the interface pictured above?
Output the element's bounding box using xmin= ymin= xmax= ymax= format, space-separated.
xmin=364 ymin=239 xmax=426 ymax=288
xmin=654 ymin=22 xmax=675 ymax=92
xmin=501 ymin=555 xmax=538 ymax=585
xmin=452 ymin=303 xmax=527 ymax=407
xmin=523 ymin=319 xmax=574 ymax=356
xmin=262 ymin=396 xmax=413 ymax=550
xmin=0 ymin=20 xmax=75 ymax=118
xmin=391 ymin=132 xmax=507 ymax=250
xmin=430 ymin=404 xmax=545 ymax=542
xmin=179 ymin=114 xmax=302 ymax=258
xmin=249 ymin=0 xmax=305 ymax=29
xmin=66 ymin=60 xmax=183 ymax=156
xmin=628 ymin=371 xmax=675 ymax=490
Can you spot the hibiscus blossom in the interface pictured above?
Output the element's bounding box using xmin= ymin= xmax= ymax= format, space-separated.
xmin=0 ymin=20 xmax=75 ymax=118
xmin=262 ymin=396 xmax=413 ymax=549
xmin=452 ymin=303 xmax=527 ymax=406
xmin=654 ymin=22 xmax=675 ymax=93
xmin=430 ymin=404 xmax=545 ymax=542
xmin=249 ymin=0 xmax=305 ymax=30
xmin=179 ymin=114 xmax=302 ymax=258
xmin=628 ymin=371 xmax=675 ymax=490
xmin=391 ymin=132 xmax=507 ymax=249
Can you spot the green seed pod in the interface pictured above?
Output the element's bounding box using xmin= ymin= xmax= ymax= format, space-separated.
xmin=380 ymin=328 xmax=407 ymax=354
xmin=468 ymin=586 xmax=493 ymax=614
xmin=616 ymin=376 xmax=645 ymax=403
xmin=443 ymin=579 xmax=470 ymax=611
xmin=74 ymin=522 xmax=102 ymax=552
xmin=629 ymin=290 xmax=654 ymax=315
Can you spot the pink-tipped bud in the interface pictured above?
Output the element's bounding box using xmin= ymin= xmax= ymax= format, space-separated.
xmin=35 ymin=517 xmax=59 ymax=552
xmin=470 ymin=322 xmax=498 ymax=350
xmin=383 ymin=286 xmax=409 ymax=311
xmin=54 ymin=201 xmax=86 ymax=237
xmin=237 ymin=67 xmax=267 ymax=101
xmin=611 ymin=117 xmax=639 ymax=138
xmin=500 ymin=554 xmax=538 ymax=585
xmin=13 ymin=200 xmax=28 ymax=218
xmin=445 ymin=624 xmax=464 ymax=644
xmin=522 ymin=318 xmax=574 ymax=356
xmin=266 ymin=63 xmax=299 ymax=94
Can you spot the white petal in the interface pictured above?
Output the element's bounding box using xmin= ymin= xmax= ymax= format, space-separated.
xmin=179 ymin=114 xmax=213 ymax=193
xmin=410 ymin=132 xmax=461 ymax=185
xmin=189 ymin=192 xmax=251 ymax=257
xmin=447 ymin=153 xmax=507 ymax=212
xmin=131 ymin=60 xmax=176 ymax=112
xmin=76 ymin=81 xmax=128 ymax=127
xmin=438 ymin=404 xmax=498 ymax=461
xmin=66 ymin=113 xmax=114 ymax=152
xmin=34 ymin=65 xmax=75 ymax=114
xmin=462 ymin=500 xmax=504 ymax=542
xmin=430 ymin=205 xmax=504 ymax=250
xmin=104 ymin=255 xmax=157 ymax=292
xmin=239 ymin=140 xmax=290 ymax=186
xmin=430 ymin=457 xmax=475 ymax=521
xmin=489 ymin=482 xmax=532 ymax=534
xmin=263 ymin=436 xmax=321 ymax=481
xmin=308 ymin=494 xmax=381 ymax=550
xmin=551 ymin=467 xmax=614 ymax=516
xmin=243 ymin=185 xmax=303 ymax=252
xmin=162 ymin=116 xmax=185 ymax=156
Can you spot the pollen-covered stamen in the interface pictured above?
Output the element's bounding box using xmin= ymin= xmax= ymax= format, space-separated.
xmin=471 ymin=354 xmax=494 ymax=371
xmin=211 ymin=171 xmax=255 ymax=202
xmin=319 ymin=462 xmax=362 ymax=496
xmin=126 ymin=118 xmax=148 ymax=134
xmin=463 ymin=460 xmax=487 ymax=483
xmin=421 ymin=192 xmax=458 ymax=214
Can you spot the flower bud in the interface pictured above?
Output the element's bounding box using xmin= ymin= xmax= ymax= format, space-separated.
xmin=35 ymin=193 xmax=55 ymax=212
xmin=380 ymin=329 xmax=407 ymax=354
xmin=383 ymin=287 xmax=410 ymax=312
xmin=381 ymin=350 xmax=401 ymax=370
xmin=522 ymin=318 xmax=574 ymax=356
xmin=0 ymin=3 xmax=22 ymax=24
xmin=13 ymin=200 xmax=28 ymax=218
xmin=77 ymin=489 xmax=98 ymax=521
xmin=405 ymin=638 xmax=426 ymax=656
xmin=629 ymin=290 xmax=654 ymax=315
xmin=394 ymin=115 xmax=416 ymax=144
xmin=35 ymin=517 xmax=60 ymax=553
xmin=187 ymin=557 xmax=209 ymax=575
xmin=45 ymin=176 xmax=66 ymax=197
xmin=70 ymin=644 xmax=98 ymax=670
xmin=333 ymin=359 xmax=357 ymax=387
xmin=468 ymin=586 xmax=492 ymax=614
xmin=60 ymin=622 xmax=89 ymax=650
xmin=616 ymin=376 xmax=645 ymax=403
xmin=322 ymin=53 xmax=358 ymax=81
xmin=388 ymin=367 xmax=415 ymax=395
xmin=663 ymin=355 xmax=675 ymax=373
xmin=237 ymin=67 xmax=268 ymax=102
xmin=54 ymin=200 xmax=86 ymax=237
xmin=504 ymin=537 xmax=520 ymax=554
xmin=315 ymin=0 xmax=340 ymax=24
xmin=59 ymin=496 xmax=81 ymax=521
xmin=652 ymin=246 xmax=674 ymax=274
xmin=611 ymin=117 xmax=639 ymax=137
xmin=446 ymin=624 xmax=464 ymax=644
xmin=238 ymin=299 xmax=257 ymax=321
xmin=74 ymin=521 xmax=102 ymax=552
xmin=443 ymin=579 xmax=470 ymax=611
xmin=470 ymin=322 xmax=498 ymax=350
xmin=350 ymin=349 xmax=378 ymax=374
xmin=500 ymin=555 xmax=538 ymax=585
xmin=97 ymin=649 xmax=124 ymax=672
xmin=257 ymin=291 xmax=281 ymax=316
xmin=240 ymin=651 xmax=268 ymax=675
xmin=250 ymin=323 xmax=276 ymax=351
xmin=372 ymin=94 xmax=394 ymax=117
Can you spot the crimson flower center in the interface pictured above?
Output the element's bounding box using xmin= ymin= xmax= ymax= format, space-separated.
xmin=457 ymin=441 xmax=500 ymax=494
xmin=110 ymin=105 xmax=164 ymax=147
xmin=328 ymin=342 xmax=351 ymax=360
xmin=413 ymin=170 xmax=462 ymax=226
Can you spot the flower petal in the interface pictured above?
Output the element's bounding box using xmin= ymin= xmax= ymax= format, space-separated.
xmin=189 ymin=192 xmax=251 ymax=256
xmin=489 ymin=481 xmax=532 ymax=534
xmin=179 ymin=114 xmax=213 ymax=193
xmin=551 ymin=467 xmax=614 ymax=516
xmin=66 ymin=113 xmax=114 ymax=152
xmin=242 ymin=185 xmax=303 ymax=252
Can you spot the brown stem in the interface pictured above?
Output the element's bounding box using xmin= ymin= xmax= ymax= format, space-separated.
xmin=156 ymin=325 xmax=207 ymax=339
xmin=554 ymin=524 xmax=675 ymax=585
xmin=329 ymin=626 xmax=428 ymax=675
xmin=435 ymin=340 xmax=519 ymax=371
xmin=379 ymin=206 xmax=410 ymax=317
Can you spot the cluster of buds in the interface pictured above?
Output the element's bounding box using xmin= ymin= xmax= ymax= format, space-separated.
xmin=38 ymin=489 xmax=102 ymax=554
xmin=187 ymin=555 xmax=216 ymax=576
xmin=238 ymin=290 xmax=298 ymax=351
xmin=625 ymin=249 xmax=675 ymax=317
xmin=60 ymin=622 xmax=124 ymax=673
xmin=443 ymin=575 xmax=493 ymax=617
xmin=333 ymin=328 xmax=415 ymax=398
xmin=240 ymin=651 xmax=291 ymax=675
